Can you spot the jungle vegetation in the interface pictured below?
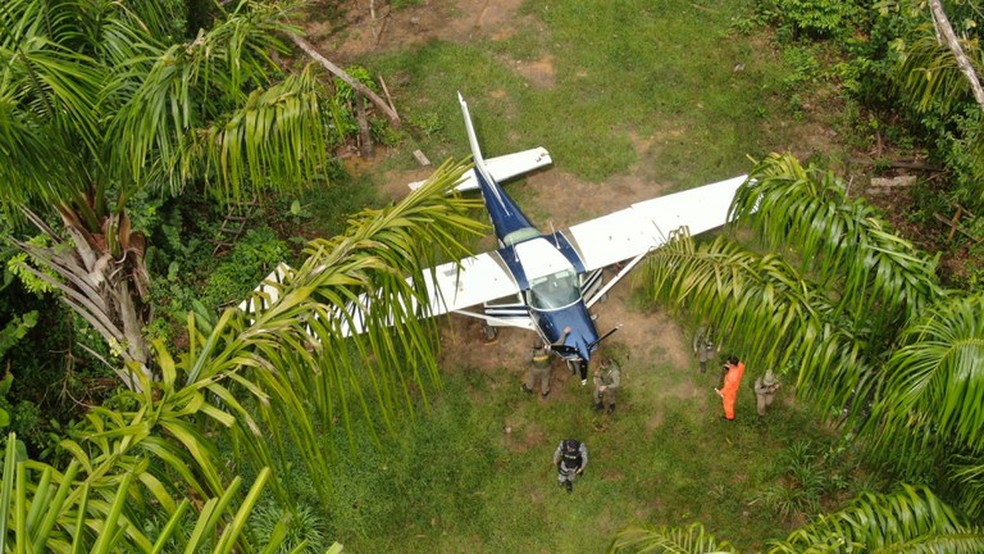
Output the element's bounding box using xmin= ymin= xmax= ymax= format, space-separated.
xmin=0 ymin=0 xmax=982 ymax=552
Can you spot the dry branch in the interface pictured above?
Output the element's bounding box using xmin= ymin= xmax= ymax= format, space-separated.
xmin=289 ymin=34 xmax=401 ymax=128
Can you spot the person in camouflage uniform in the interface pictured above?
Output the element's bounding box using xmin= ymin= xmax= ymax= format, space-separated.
xmin=522 ymin=342 xmax=552 ymax=397
xmin=754 ymin=370 xmax=781 ymax=417
xmin=552 ymin=439 xmax=588 ymax=493
xmin=593 ymin=358 xmax=621 ymax=414
xmin=692 ymin=325 xmax=719 ymax=374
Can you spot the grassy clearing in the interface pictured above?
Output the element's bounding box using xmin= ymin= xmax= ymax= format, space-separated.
xmin=278 ymin=0 xmax=880 ymax=551
xmin=364 ymin=0 xmax=801 ymax=188
xmin=303 ymin=350 xmax=882 ymax=552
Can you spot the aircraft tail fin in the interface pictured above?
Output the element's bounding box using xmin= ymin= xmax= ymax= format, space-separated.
xmin=458 ymin=92 xmax=505 ymax=205
xmin=459 ymin=92 xmax=486 ymax=167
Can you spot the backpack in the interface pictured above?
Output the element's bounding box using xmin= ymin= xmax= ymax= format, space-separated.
xmin=561 ymin=439 xmax=582 ymax=468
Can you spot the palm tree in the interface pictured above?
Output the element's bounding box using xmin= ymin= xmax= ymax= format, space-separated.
xmin=609 ymin=485 xmax=984 ymax=553
xmin=643 ymin=153 xmax=984 ymax=520
xmin=0 ymin=161 xmax=483 ymax=550
xmin=0 ymin=0 xmax=340 ymax=388
xmin=1 ymin=435 xmax=315 ymax=553
xmin=609 ymin=523 xmax=735 ymax=553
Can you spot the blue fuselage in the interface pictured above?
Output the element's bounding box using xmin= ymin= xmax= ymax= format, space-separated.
xmin=472 ymin=167 xmax=600 ymax=362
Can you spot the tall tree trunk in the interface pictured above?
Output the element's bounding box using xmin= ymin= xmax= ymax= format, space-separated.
xmin=929 ymin=0 xmax=984 ymax=111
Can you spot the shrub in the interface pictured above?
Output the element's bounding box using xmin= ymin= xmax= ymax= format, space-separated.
xmin=762 ymin=0 xmax=865 ymax=40
xmin=203 ymin=227 xmax=289 ymax=309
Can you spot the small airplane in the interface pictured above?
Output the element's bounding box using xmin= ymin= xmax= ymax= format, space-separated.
xmin=243 ymin=94 xmax=746 ymax=379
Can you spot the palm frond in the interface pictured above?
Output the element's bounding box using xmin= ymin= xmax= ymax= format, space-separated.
xmin=899 ymin=292 xmax=984 ymax=446
xmin=111 ymin=0 xmax=187 ymax=44
xmin=199 ymin=160 xmax=484 ymax=500
xmin=196 ymin=66 xmax=331 ymax=202
xmin=110 ymin=2 xmax=304 ymax=198
xmin=895 ymin=27 xmax=984 ymax=114
xmin=2 ymin=432 xmax=297 ymax=553
xmin=867 ymin=292 xmax=984 ymax=456
xmin=951 ymin=457 xmax=984 ymax=517
xmin=608 ymin=523 xmax=735 ymax=553
xmin=735 ymin=154 xmax=942 ymax=339
xmin=769 ymin=484 xmax=984 ymax=553
xmin=0 ymin=0 xmax=87 ymax=50
xmin=0 ymin=40 xmax=103 ymax=207
xmin=46 ymin=160 xmax=481 ymax=510
xmin=644 ymin=232 xmax=867 ymax=415
xmin=82 ymin=1 xmax=173 ymax=67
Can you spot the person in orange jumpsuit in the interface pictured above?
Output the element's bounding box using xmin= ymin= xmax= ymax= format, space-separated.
xmin=715 ymin=356 xmax=746 ymax=421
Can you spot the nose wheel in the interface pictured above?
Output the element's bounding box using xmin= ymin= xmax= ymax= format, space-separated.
xmin=567 ymin=359 xmax=589 ymax=383
xmin=482 ymin=324 xmax=499 ymax=342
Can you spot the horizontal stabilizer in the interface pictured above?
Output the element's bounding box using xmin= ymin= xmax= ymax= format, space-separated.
xmin=408 ymin=147 xmax=552 ymax=192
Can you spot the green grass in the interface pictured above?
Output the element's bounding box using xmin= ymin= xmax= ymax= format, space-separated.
xmin=362 ymin=0 xmax=799 ymax=188
xmin=290 ymin=350 xmax=883 ymax=553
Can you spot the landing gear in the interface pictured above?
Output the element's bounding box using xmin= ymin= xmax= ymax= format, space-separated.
xmin=567 ymin=359 xmax=588 ymax=383
xmin=482 ymin=324 xmax=499 ymax=342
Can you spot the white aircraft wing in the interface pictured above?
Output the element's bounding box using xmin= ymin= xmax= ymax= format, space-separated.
xmin=241 ymin=252 xmax=523 ymax=336
xmin=419 ymin=251 xmax=522 ymax=315
xmin=409 ymin=147 xmax=552 ymax=192
xmin=332 ymin=251 xmax=523 ymax=336
xmin=239 ymin=262 xmax=293 ymax=314
xmin=565 ymin=175 xmax=747 ymax=271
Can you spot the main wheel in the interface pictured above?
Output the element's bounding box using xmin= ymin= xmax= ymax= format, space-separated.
xmin=483 ymin=324 xmax=499 ymax=341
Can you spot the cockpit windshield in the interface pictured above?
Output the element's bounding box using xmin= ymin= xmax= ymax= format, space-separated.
xmin=528 ymin=269 xmax=580 ymax=310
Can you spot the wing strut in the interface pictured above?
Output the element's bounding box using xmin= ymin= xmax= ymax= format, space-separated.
xmin=585 ymin=250 xmax=650 ymax=309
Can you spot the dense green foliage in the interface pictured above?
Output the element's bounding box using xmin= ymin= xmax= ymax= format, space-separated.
xmin=645 ymin=154 xmax=984 ymax=536
xmin=756 ymin=0 xmax=984 ymax=287
xmin=0 ymin=0 xmax=356 ymax=383
xmin=0 ymin=162 xmax=483 ymax=551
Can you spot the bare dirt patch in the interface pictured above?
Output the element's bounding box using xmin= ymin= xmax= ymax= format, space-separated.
xmin=506 ymin=54 xmax=556 ymax=89
xmin=302 ymin=0 xmax=533 ymax=63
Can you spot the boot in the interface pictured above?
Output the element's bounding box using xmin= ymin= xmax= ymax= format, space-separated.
xmin=565 ymin=480 xmax=573 ymax=493
xmin=607 ymin=404 xmax=616 ymax=414
xmin=594 ymin=402 xmax=604 ymax=412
